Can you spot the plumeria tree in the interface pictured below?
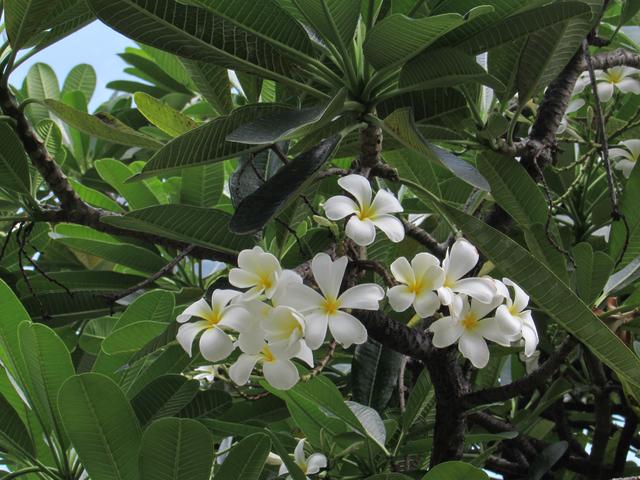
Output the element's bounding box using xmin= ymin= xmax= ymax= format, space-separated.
xmin=4 ymin=0 xmax=640 ymax=479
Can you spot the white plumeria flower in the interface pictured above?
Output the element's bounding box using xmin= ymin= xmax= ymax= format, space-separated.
xmin=323 ymin=174 xmax=404 ymax=246
xmin=429 ymin=294 xmax=509 ymax=368
xmin=278 ymin=438 xmax=328 ymax=479
xmin=192 ymin=365 xmax=220 ymax=384
xmin=387 ymin=253 xmax=445 ymax=317
xmin=519 ymin=350 xmax=540 ymax=374
xmin=229 ymin=246 xmax=282 ymax=299
xmin=263 ymin=305 xmax=307 ymax=347
xmin=609 ymin=139 xmax=640 ymax=178
xmin=437 ymin=238 xmax=496 ymax=306
xmin=281 ymin=253 xmax=384 ymax=349
xmin=176 ymin=289 xmax=249 ymax=362
xmin=216 ymin=436 xmax=234 ymax=465
xmin=495 ymin=279 xmax=539 ymax=357
xmin=575 ymin=67 xmax=640 ymax=102
xmin=229 ymin=339 xmax=312 ymax=390
xmin=271 ymin=269 xmax=304 ymax=306
xmin=557 ymin=98 xmax=585 ymax=134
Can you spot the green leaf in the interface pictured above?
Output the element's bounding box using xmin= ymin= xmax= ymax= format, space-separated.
xmin=292 ymin=0 xmax=359 ymax=50
xmin=401 ymin=368 xmax=434 ymax=431
xmin=101 ymin=205 xmax=254 ymax=255
xmin=85 ymin=0 xmax=318 ymax=95
xmin=68 ymin=178 xmax=125 ymax=212
xmin=177 ymin=389 xmax=232 ymax=419
xmin=5 ymin=0 xmax=63 ymax=49
xmin=119 ymin=51 xmax=193 ymax=95
xmin=0 ymin=280 xmax=31 ymax=379
xmin=382 ymin=108 xmax=489 ymax=191
xmin=421 ymin=461 xmax=489 ymax=479
xmin=399 ymin=47 xmax=504 ymax=93
xmin=131 ymin=375 xmax=199 ymax=426
xmin=215 ymin=433 xmax=271 ymax=480
xmin=58 ymin=373 xmax=142 ymax=480
xmin=36 ymin=119 xmax=64 ymax=166
xmin=227 ymin=89 xmax=346 ymax=145
xmin=0 ymin=123 xmax=32 ymax=195
xmin=62 ymin=63 xmax=97 ymax=102
xmin=140 ymin=418 xmax=214 ymax=480
xmin=134 ymin=92 xmax=198 ymax=137
xmin=18 ymin=322 xmax=74 ymax=444
xmin=29 ymin=0 xmax=95 ymax=55
xmin=523 ymin=224 xmax=569 ymax=284
xmin=383 ymin=148 xmax=442 ymax=206
xmin=621 ymin=0 xmax=640 ymax=25
xmin=367 ymin=475 xmax=414 ymax=480
xmin=24 ymin=63 xmax=60 ymax=124
xmin=229 ymin=145 xmax=286 ymax=207
xmin=572 ymin=243 xmax=614 ymax=305
xmin=181 ymin=60 xmax=232 ymax=115
xmin=137 ymin=104 xmax=291 ymax=179
xmin=80 ymin=316 xmax=118 ymax=355
xmin=0 ymin=391 xmax=34 ymax=456
xmin=603 ymin=255 xmax=640 ymax=297
xmin=230 ymin=135 xmax=341 ymax=234
xmin=265 ymin=430 xmax=307 ymax=480
xmin=611 ymin=162 xmax=640 ymax=267
xmin=528 ymin=441 xmax=569 ymax=480
xmin=180 ymin=163 xmax=224 ymax=208
xmin=364 ymin=13 xmax=464 ymax=70
xmin=352 ymin=339 xmax=403 ymax=412
xmin=440 ymin=204 xmax=640 ymax=390
xmin=43 ymin=99 xmax=163 ymax=150
xmin=95 ymin=158 xmax=161 ymax=209
xmin=0 ymin=223 xmax=50 ymax=271
xmin=102 ymin=322 xmax=169 ymax=355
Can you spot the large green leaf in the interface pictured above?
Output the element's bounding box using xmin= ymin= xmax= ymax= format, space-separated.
xmin=364 ymin=13 xmax=464 ymax=70
xmin=0 ymin=223 xmax=51 ymax=271
xmin=24 ymin=63 xmax=60 ymax=124
xmin=43 ymin=99 xmax=163 ymax=150
xmin=230 ymin=135 xmax=341 ymax=234
xmin=181 ymin=60 xmax=232 ymax=115
xmin=62 ymin=63 xmax=97 ymax=102
xmin=0 ymin=123 xmax=32 ymax=195
xmin=0 ymin=391 xmax=34 ymax=456
xmin=0 ymin=280 xmax=31 ymax=379
xmin=95 ymin=159 xmax=161 ymax=209
xmin=611 ymin=162 xmax=640 ymax=267
xmin=180 ymin=163 xmax=224 ymax=208
xmin=401 ymin=368 xmax=434 ymax=431
xmin=85 ymin=0 xmax=318 ymax=95
xmin=101 ymin=205 xmax=254 ymax=255
xmin=137 ymin=104 xmax=290 ymax=179
xmin=119 ymin=51 xmax=193 ymax=94
xmin=292 ymin=0 xmax=359 ymax=50
xmin=58 ymin=373 xmax=142 ymax=480
xmin=5 ymin=0 xmax=63 ymax=49
xmin=30 ymin=0 xmax=95 ymax=55
xmin=352 ymin=339 xmax=403 ymax=412
xmin=140 ymin=418 xmax=214 ymax=480
xmin=383 ymin=148 xmax=442 ymax=208
xmin=134 ymin=92 xmax=197 ymax=138
xmin=131 ymin=375 xmax=199 ymax=427
xmin=440 ymin=204 xmax=640 ymax=389
xmin=214 ymin=433 xmax=271 ymax=480
xmin=421 ymin=461 xmax=489 ymax=480
xmin=68 ymin=178 xmax=125 ymax=212
xmin=36 ymin=119 xmax=64 ymax=167
xmin=102 ymin=322 xmax=169 ymax=355
xmin=177 ymin=389 xmax=232 ymax=419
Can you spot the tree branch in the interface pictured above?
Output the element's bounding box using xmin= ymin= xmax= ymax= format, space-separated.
xmin=401 ymin=218 xmax=446 ymax=257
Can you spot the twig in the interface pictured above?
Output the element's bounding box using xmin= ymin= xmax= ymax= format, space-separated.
xmin=352 ymin=259 xmax=396 ymax=287
xmin=301 ymin=340 xmax=337 ymax=381
xmin=16 ymin=223 xmax=49 ymax=320
xmin=276 ymin=219 xmax=313 ymax=259
xmin=398 ymin=356 xmax=408 ymax=413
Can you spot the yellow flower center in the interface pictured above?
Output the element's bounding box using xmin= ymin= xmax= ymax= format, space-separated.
xmin=298 ymin=461 xmax=308 ymax=473
xmin=205 ymin=307 xmax=223 ymax=326
xmin=261 ymin=346 xmax=276 ymax=363
xmin=258 ymin=274 xmax=273 ymax=290
xmin=508 ymin=305 xmax=519 ymax=316
xmin=357 ymin=204 xmax=375 ymax=221
xmin=408 ymin=278 xmax=426 ymax=295
xmin=605 ymin=70 xmax=623 ymax=84
xmin=461 ymin=312 xmax=478 ymax=331
xmin=443 ymin=277 xmax=455 ymax=289
xmin=322 ymin=297 xmax=341 ymax=315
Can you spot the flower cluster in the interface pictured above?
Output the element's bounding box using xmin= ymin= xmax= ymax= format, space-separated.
xmin=176 ymin=247 xmax=383 ymax=390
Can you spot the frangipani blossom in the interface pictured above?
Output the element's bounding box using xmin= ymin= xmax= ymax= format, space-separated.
xmin=429 ymin=294 xmax=510 ymax=368
xmin=229 ymin=339 xmax=311 ymax=390
xmin=323 ymin=174 xmax=404 ymax=246
xmin=437 ymin=239 xmax=496 ymax=306
xmin=609 ymin=139 xmax=640 ymax=178
xmin=229 ymin=246 xmax=282 ymax=299
xmin=495 ymin=279 xmax=539 ymax=356
xmin=192 ymin=365 xmax=220 ymax=384
xmin=176 ymin=289 xmax=249 ymax=362
xmin=575 ymin=67 xmax=640 ymax=102
xmin=387 ymin=253 xmax=444 ymax=317
xmin=281 ymin=253 xmax=384 ymax=349
xmin=263 ymin=305 xmax=307 ymax=347
xmin=278 ymin=438 xmax=327 ymax=479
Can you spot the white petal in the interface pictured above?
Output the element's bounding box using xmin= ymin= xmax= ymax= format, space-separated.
xmin=437 ymin=286 xmax=455 ymax=306
xmin=411 ymin=253 xmax=440 ymax=279
xmin=370 ymin=189 xmax=403 ymax=215
xmin=494 ymin=280 xmax=510 ymax=303
xmin=596 ymin=82 xmax=614 ymax=102
xmin=303 ymin=311 xmax=329 ymax=349
xmin=475 ymin=317 xmax=511 ymax=347
xmin=454 ymin=277 xmax=496 ymax=304
xmin=177 ymin=298 xmax=212 ymax=323
xmin=237 ymin=246 xmax=265 ymax=271
xmin=199 ymin=328 xmax=235 ymax=362
xmin=622 ymin=139 xmax=640 ymax=159
xmin=323 ymin=195 xmax=358 ymax=220
xmin=370 ymin=215 xmax=405 ymax=243
xmin=278 ymin=464 xmax=288 ymax=476
xmin=218 ymin=305 xmax=251 ymax=331
xmin=211 ymin=289 xmax=242 ymax=308
xmin=616 ymin=78 xmax=640 ymax=94
xmin=279 ymin=283 xmax=325 ymax=312
xmin=294 ymin=438 xmax=306 ymax=465
xmin=521 ymin=313 xmax=539 ymax=356
xmin=312 ymin=253 xmax=346 ymax=300
xmin=176 ymin=321 xmax=208 ymax=355
xmin=228 ymin=268 xmax=260 ymax=289
xmin=238 ymin=331 xmax=265 ymax=355
xmin=338 ymin=174 xmax=372 ymax=208
xmin=390 ymin=256 xmax=415 ymax=285
xmin=469 ymin=291 xmax=502 ymax=318
xmin=229 ymin=354 xmax=260 ymax=385
xmin=295 ymin=341 xmax=315 ymax=367
xmin=429 ymin=316 xmax=463 ymax=348
xmin=263 ymin=360 xmax=299 ymax=390
xmin=566 ymin=98 xmax=585 ymax=114
xmin=263 ymin=306 xmax=305 ymax=343
xmin=413 ymin=291 xmax=440 ymax=318
xmin=387 ymin=285 xmax=415 ymax=313
xmin=328 ymin=311 xmax=368 ymax=347
xmin=573 ymin=73 xmax=590 ymax=93
xmin=345 ymin=217 xmax=376 ymax=246
xmin=306 ymin=453 xmax=327 ymax=474
xmin=338 ymin=283 xmax=384 ymax=310
xmin=609 ymin=147 xmax=634 ymax=161
xmin=271 ymin=270 xmax=304 ymax=307
xmin=495 ymin=305 xmax=523 ymax=337
xmin=444 ymin=238 xmax=479 ymax=281
xmin=616 ymin=159 xmax=636 ymax=178
xmin=458 ymin=332 xmax=490 ymax=368
xmin=504 ymin=278 xmax=529 ymax=312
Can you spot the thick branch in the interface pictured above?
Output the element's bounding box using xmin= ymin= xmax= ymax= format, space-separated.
xmin=401 ymin=218 xmax=446 ymax=257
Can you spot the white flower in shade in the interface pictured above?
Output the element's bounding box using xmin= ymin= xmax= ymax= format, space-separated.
xmin=387 ymin=253 xmax=445 ymax=317
xmin=323 ymin=174 xmax=404 ymax=246
xmin=429 ymin=294 xmax=509 ymax=368
xmin=279 ymin=438 xmax=327 ymax=479
xmin=519 ymin=350 xmax=540 ymax=374
xmin=229 ymin=246 xmax=282 ymax=299
xmin=229 ymin=339 xmax=312 ymax=390
xmin=176 ymin=289 xmax=249 ymax=362
xmin=192 ymin=365 xmax=220 ymax=384
xmin=495 ymin=279 xmax=539 ymax=356
xmin=557 ymin=98 xmax=585 ymax=134
xmin=574 ymin=67 xmax=640 ymax=102
xmin=216 ymin=436 xmax=234 ymax=465
xmin=609 ymin=139 xmax=640 ymax=178
xmin=281 ymin=253 xmax=384 ymax=349
xmin=437 ymin=239 xmax=496 ymax=306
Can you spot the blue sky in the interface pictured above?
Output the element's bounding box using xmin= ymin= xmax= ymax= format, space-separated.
xmin=8 ymin=21 xmax=135 ymax=110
